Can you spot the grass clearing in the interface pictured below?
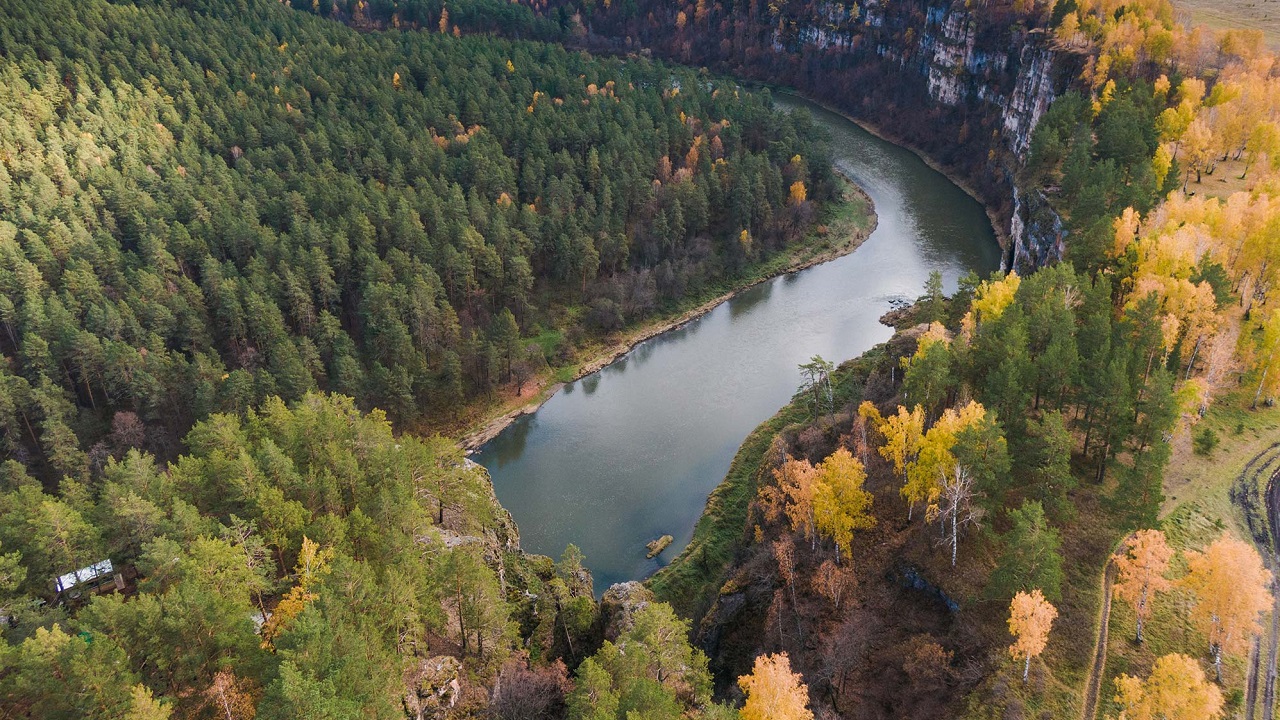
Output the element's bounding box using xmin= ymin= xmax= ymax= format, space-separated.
xmin=1183 ymin=156 xmax=1265 ymax=200
xmin=1174 ymin=0 xmax=1280 ymax=49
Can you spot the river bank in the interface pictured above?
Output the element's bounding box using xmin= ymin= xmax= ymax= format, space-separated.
xmin=475 ymin=90 xmax=999 ymax=589
xmin=771 ymin=88 xmax=1012 ymax=251
xmin=456 ymin=176 xmax=877 ymax=452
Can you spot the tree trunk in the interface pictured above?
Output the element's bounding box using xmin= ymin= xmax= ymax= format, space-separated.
xmin=950 ymin=509 xmax=958 ymax=567
xmin=1255 ymin=358 xmax=1272 ymax=409
xmin=1023 ymin=653 xmax=1031 ymax=683
xmin=455 ymin=574 xmax=468 ymax=655
xmin=1185 ymin=335 xmax=1202 ymax=381
xmin=1135 ymin=585 xmax=1147 ymax=643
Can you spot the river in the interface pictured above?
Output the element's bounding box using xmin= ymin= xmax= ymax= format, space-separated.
xmin=474 ymin=93 xmax=1002 ymax=591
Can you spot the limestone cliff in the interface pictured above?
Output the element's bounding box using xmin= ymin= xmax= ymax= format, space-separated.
xmin=554 ymin=0 xmax=1085 ymax=269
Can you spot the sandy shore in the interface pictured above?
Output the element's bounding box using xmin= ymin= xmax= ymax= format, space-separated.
xmin=458 ymin=179 xmax=878 ymax=452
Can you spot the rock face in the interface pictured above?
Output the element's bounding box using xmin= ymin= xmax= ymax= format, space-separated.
xmin=599 ymin=581 xmax=656 ymax=641
xmin=1011 ymin=184 xmax=1068 ymax=271
xmin=560 ymin=0 xmax=1084 ymax=270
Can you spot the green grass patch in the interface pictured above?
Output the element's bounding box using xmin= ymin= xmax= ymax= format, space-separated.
xmin=529 ymin=328 xmax=565 ymax=358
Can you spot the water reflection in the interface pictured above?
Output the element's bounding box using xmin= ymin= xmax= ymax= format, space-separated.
xmin=476 ymin=93 xmax=1001 ymax=593
xmin=729 ymin=282 xmax=772 ymax=318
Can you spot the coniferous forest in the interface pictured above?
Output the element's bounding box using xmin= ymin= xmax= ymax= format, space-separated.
xmin=0 ymin=0 xmax=833 ymax=715
xmin=0 ymin=0 xmax=833 ymax=466
xmin=3 ymin=0 xmax=1280 ymax=718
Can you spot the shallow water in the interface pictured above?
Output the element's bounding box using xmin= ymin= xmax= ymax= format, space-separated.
xmin=475 ymin=94 xmax=1002 ymax=591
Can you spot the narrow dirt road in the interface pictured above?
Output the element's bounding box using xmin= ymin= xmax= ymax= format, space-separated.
xmin=1248 ymin=636 xmax=1263 ymax=720
xmin=1262 ymin=468 xmax=1279 ymax=720
xmin=1233 ymin=444 xmax=1280 ymax=720
xmin=1081 ymin=557 xmax=1119 ymax=720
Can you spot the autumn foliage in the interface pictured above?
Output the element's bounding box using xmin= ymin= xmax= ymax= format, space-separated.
xmin=1008 ymin=589 xmax=1057 ymax=682
xmin=738 ymin=652 xmax=813 ymax=720
xmin=1181 ymin=533 xmax=1271 ymax=677
xmin=1112 ymin=529 xmax=1173 ymax=644
xmin=1114 ymin=653 xmax=1224 ymax=720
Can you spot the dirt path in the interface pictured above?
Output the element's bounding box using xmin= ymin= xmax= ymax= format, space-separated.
xmin=1262 ymin=467 xmax=1280 ymax=720
xmin=1233 ymin=444 xmax=1280 ymax=720
xmin=1081 ymin=557 xmax=1119 ymax=720
xmin=1248 ymin=636 xmax=1263 ymax=720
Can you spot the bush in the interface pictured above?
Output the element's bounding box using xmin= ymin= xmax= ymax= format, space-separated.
xmin=1193 ymin=426 xmax=1219 ymax=456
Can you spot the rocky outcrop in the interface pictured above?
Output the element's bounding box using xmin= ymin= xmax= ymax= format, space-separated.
xmin=599 ymin=581 xmax=655 ymax=641
xmin=558 ymin=0 xmax=1084 ymax=269
xmin=1010 ymin=183 xmax=1067 ymax=270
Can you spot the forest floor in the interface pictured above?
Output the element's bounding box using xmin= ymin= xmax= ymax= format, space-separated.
xmin=1184 ymin=155 xmax=1262 ymax=200
xmin=450 ymin=175 xmax=877 ymax=452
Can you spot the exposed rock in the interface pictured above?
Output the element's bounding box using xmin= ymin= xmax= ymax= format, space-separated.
xmin=1010 ymin=184 xmax=1067 ymax=272
xmin=404 ymin=655 xmax=462 ymax=719
xmin=645 ymin=534 xmax=673 ymax=558
xmin=562 ymin=0 xmax=1089 ymax=269
xmin=599 ymin=581 xmax=655 ymax=641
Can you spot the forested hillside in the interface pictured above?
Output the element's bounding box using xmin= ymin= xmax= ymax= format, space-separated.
xmin=0 ymin=0 xmax=844 ymax=716
xmin=0 ymin=0 xmax=834 ymax=480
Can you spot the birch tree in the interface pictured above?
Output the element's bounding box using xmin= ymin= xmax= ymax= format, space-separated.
xmin=738 ymin=652 xmax=813 ymax=720
xmin=1113 ymin=529 xmax=1173 ymax=644
xmin=1008 ymin=589 xmax=1057 ymax=683
xmin=1181 ymin=534 xmax=1271 ymax=679
xmin=812 ymin=448 xmax=875 ymax=564
xmin=1114 ymin=654 xmax=1223 ymax=720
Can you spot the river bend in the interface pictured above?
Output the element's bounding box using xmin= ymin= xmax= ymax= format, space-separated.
xmin=475 ymin=94 xmax=1002 ymax=590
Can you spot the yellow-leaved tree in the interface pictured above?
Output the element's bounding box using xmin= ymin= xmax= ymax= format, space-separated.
xmin=1008 ymin=589 xmax=1057 ymax=683
xmin=261 ymin=536 xmax=333 ymax=649
xmin=738 ymin=652 xmax=813 ymax=720
xmin=1113 ymin=529 xmax=1174 ymax=644
xmin=1181 ymin=533 xmax=1271 ymax=679
xmin=1114 ymin=654 xmax=1223 ymax=720
xmin=812 ymin=447 xmax=875 ymax=564
xmin=961 ymin=272 xmax=1021 ymax=337
xmin=904 ymin=401 xmax=985 ymax=528
xmin=877 ymin=404 xmax=925 ymax=516
xmin=774 ymin=455 xmax=819 ymax=549
xmin=788 ymin=181 xmax=807 ymax=206
xmin=1251 ymin=308 xmax=1280 ymax=409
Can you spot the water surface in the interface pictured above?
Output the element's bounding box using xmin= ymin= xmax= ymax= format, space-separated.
xmin=475 ymin=94 xmax=1002 ymax=590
